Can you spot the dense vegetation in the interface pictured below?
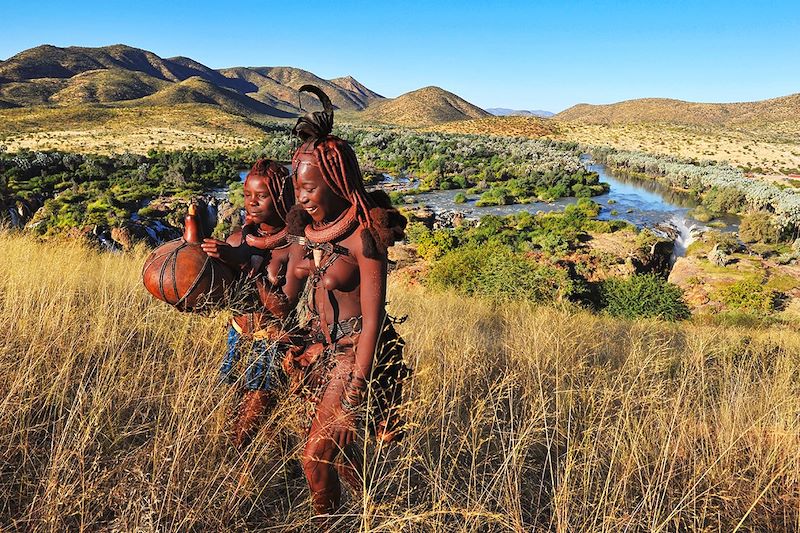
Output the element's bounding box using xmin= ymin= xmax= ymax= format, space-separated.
xmin=599 ymin=274 xmax=690 ymax=321
xmin=0 ymin=148 xmax=248 ymax=234
xmin=251 ymin=125 xmax=608 ymax=202
xmin=1 ymin=126 xmax=610 ymax=235
xmin=408 ymin=198 xmax=628 ymax=259
xmin=402 ymin=200 xmax=691 ymax=317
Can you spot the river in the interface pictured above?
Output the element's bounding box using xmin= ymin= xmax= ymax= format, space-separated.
xmin=398 ymin=158 xmax=739 ymax=258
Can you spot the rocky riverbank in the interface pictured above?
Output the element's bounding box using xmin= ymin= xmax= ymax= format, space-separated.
xmin=668 ymin=232 xmax=800 ymax=320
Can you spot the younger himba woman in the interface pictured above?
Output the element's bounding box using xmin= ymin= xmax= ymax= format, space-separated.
xmin=201 ymin=159 xmax=301 ymax=449
xmin=274 ymin=85 xmax=409 ymax=517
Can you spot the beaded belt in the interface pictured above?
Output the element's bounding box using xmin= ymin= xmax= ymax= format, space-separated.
xmin=310 ymin=316 xmax=363 ymax=344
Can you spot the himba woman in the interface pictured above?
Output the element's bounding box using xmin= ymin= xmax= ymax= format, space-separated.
xmin=200 ymin=159 xmax=304 ymax=449
xmin=277 ymin=85 xmax=410 ymax=518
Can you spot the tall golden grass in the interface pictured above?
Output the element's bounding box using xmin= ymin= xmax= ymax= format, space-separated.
xmin=1 ymin=230 xmax=798 ymax=532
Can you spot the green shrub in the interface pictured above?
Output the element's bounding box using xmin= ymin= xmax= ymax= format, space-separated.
xmin=453 ymin=192 xmax=467 ymax=204
xmin=389 ymin=191 xmax=406 ymax=205
xmin=404 ymin=221 xmax=431 ymax=243
xmin=476 ymin=188 xmax=512 ymax=206
xmin=600 ymin=274 xmax=690 ymax=321
xmin=137 ymin=206 xmax=162 ymax=218
xmin=532 ymin=233 xmax=571 ymax=254
xmin=739 ymin=211 xmax=780 ymax=244
xmin=690 ymin=205 xmax=715 ymax=222
xmin=718 ymin=279 xmax=777 ymax=314
xmin=426 ymin=243 xmax=574 ymax=301
xmin=704 ymin=186 xmax=747 ymax=214
xmin=413 ymin=227 xmax=460 ymax=261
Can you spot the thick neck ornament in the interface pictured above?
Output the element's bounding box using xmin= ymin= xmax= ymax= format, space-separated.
xmin=304 ymin=205 xmax=358 ymax=244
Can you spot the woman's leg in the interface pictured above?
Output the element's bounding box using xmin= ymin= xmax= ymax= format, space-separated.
xmin=232 ymin=389 xmax=275 ymax=449
xmin=303 ymin=384 xmax=343 ymax=515
xmin=335 ymin=443 xmax=364 ymax=496
xmin=219 ymin=325 xmax=241 ymax=384
xmin=232 ymin=339 xmax=280 ymax=449
xmin=302 ymin=356 xmax=362 ymax=515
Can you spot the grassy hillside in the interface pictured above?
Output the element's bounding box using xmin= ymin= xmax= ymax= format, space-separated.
xmin=48 ymin=68 xmax=171 ymax=104
xmin=1 ymin=230 xmax=798 ymax=530
xmin=128 ymin=77 xmax=294 ymax=118
xmin=427 ymin=115 xmax=558 ymax=137
xmin=362 ymin=86 xmax=491 ymax=126
xmin=0 ymin=44 xmax=386 ymax=116
xmin=0 ymin=104 xmax=272 ymax=153
xmin=0 ymin=44 xmax=190 ymax=83
xmin=555 ymin=94 xmax=800 ymax=126
xmin=550 ymin=95 xmax=800 ymax=175
xmin=421 ymin=114 xmax=800 ymax=177
xmin=556 ymin=121 xmax=800 ymax=176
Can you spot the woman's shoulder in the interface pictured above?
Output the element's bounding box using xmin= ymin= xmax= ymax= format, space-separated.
xmin=344 ymin=225 xmax=388 ymax=262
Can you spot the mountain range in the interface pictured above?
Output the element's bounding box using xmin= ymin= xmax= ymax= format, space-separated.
xmin=0 ymin=44 xmax=488 ymax=126
xmin=487 ymin=108 xmax=554 ymax=118
xmin=2 ymin=44 xmax=799 ymax=132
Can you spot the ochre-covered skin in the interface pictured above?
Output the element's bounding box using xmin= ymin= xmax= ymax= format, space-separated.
xmin=292 ymin=158 xmax=387 ymax=514
xmin=199 ymin=160 xmax=303 ymax=449
xmin=285 ymin=116 xmax=408 ymax=516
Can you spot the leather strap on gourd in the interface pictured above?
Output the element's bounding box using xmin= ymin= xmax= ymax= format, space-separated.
xmin=151 ymin=238 xmax=212 ymax=310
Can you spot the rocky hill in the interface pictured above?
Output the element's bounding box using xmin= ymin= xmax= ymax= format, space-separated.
xmin=361 ymin=86 xmax=490 ymax=126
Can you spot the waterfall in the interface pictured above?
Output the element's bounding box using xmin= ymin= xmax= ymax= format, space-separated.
xmin=205 ymin=200 xmax=218 ymax=234
xmin=8 ymin=207 xmax=20 ymax=228
xmin=669 ymin=214 xmax=700 ymax=264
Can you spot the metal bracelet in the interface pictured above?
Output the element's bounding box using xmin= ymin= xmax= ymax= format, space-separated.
xmin=340 ymin=393 xmax=362 ymax=413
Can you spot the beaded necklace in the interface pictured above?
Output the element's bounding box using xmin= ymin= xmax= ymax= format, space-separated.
xmin=303 ymin=205 xmax=358 ymax=244
xmin=253 ymin=226 xmax=289 ymax=249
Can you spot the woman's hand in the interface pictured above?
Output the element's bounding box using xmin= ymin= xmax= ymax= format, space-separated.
xmin=257 ymin=281 xmax=289 ymax=316
xmin=202 ymin=238 xmax=252 ymax=268
xmin=329 ymin=404 xmax=356 ymax=450
xmin=245 ymin=233 xmax=271 ymax=250
xmin=200 ymin=238 xmax=233 ymax=261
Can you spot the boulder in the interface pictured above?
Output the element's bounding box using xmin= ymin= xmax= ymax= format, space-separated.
xmin=406 ymin=207 xmax=435 ymax=229
xmin=708 ymin=244 xmax=731 ymax=267
xmin=111 ymin=227 xmax=133 ymax=249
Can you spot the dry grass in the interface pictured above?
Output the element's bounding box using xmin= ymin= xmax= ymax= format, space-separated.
xmin=554 ymin=122 xmax=800 ymax=176
xmin=1 ymin=230 xmax=800 ymax=531
xmin=0 ymin=104 xmax=270 ymax=154
xmin=426 ymin=116 xmax=558 ymax=138
xmin=424 ymin=116 xmax=800 ymax=178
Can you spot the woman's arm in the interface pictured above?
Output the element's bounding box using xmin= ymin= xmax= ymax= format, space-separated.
xmin=281 ymin=243 xmax=309 ymax=310
xmin=353 ymin=247 xmax=388 ymax=382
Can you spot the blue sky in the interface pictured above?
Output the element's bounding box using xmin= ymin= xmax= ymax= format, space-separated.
xmin=1 ymin=0 xmax=798 ymax=112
